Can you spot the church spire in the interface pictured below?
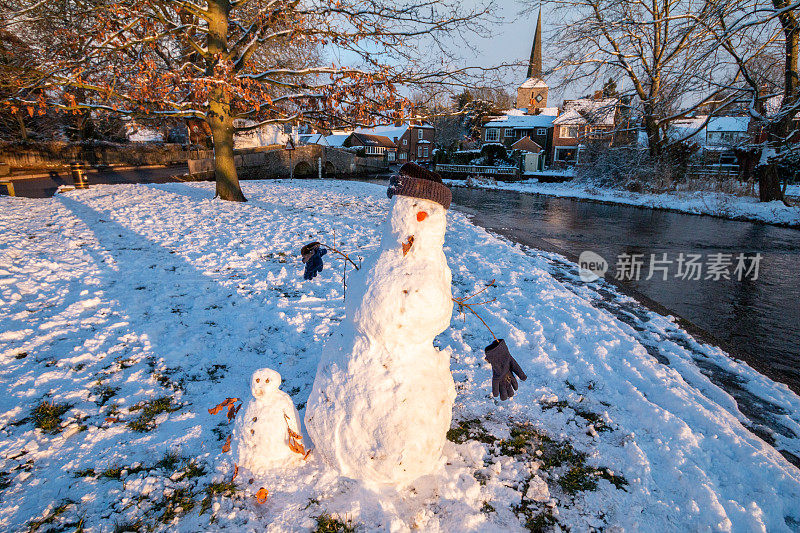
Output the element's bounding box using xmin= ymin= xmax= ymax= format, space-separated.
xmin=526 ymin=9 xmax=543 ymax=79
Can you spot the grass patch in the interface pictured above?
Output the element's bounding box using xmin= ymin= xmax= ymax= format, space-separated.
xmin=446 ymin=418 xmax=497 ymax=445
xmin=32 ymin=400 xmax=71 ymax=434
xmin=183 ymin=459 xmax=207 ymax=479
xmin=127 ymin=397 xmax=180 ymax=432
xmin=516 ymin=507 xmax=558 ymax=533
xmin=28 ymin=500 xmax=74 ymax=531
xmin=154 ymin=487 xmax=195 ymax=524
xmin=200 ymin=481 xmax=237 ymax=515
xmin=92 ymin=384 xmax=119 ymax=406
xmin=558 ymin=465 xmax=598 ymax=495
xmin=313 ymin=513 xmax=357 ymax=533
xmin=155 ymin=450 xmax=183 ymax=471
xmin=574 ymin=408 xmax=613 ymax=433
xmin=113 ymin=519 xmax=144 ymax=532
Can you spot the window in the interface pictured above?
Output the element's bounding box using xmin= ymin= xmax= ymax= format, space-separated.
xmin=560 ymin=125 xmax=579 ymax=138
xmin=504 ymin=128 xmax=512 ymax=138
xmin=485 ymin=128 xmax=499 ymax=142
xmin=418 ymin=129 xmax=424 ymax=140
xmin=423 ymin=147 xmax=429 ymax=158
xmin=399 ymin=152 xmax=407 ymax=160
xmin=417 ymin=145 xmax=423 ymax=158
xmin=536 ymin=128 xmax=546 ymax=136
xmin=388 ymin=151 xmax=396 ymax=162
xmin=555 ymin=147 xmax=578 ymax=162
xmin=403 ymin=138 xmax=408 ymax=146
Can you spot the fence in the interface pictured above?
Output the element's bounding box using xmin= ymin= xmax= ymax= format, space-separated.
xmin=435 ymin=164 xmax=519 ymax=178
xmin=0 ymin=141 xmax=201 ymax=171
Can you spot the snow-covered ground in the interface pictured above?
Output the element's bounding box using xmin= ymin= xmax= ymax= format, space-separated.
xmin=445 ymin=178 xmax=800 ymax=228
xmin=1 ymin=180 xmax=799 ymax=532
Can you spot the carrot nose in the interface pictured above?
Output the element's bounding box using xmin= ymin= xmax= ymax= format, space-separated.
xmin=416 ymin=211 xmax=428 ymax=222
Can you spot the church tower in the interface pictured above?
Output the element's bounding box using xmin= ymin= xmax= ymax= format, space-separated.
xmin=516 ymin=10 xmax=549 ymax=114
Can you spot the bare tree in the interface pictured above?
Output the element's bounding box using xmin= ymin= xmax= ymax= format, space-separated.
xmin=3 ymin=0 xmax=495 ymax=201
xmin=707 ymin=0 xmax=798 ymax=202
xmin=526 ymin=0 xmax=734 ymax=157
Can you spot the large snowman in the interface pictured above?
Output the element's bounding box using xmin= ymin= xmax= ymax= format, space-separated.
xmin=305 ymin=163 xmax=456 ymax=487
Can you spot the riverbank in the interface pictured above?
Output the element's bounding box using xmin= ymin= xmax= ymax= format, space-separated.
xmin=445 ymin=178 xmax=800 ymax=228
xmin=1 ymin=180 xmax=799 ymax=531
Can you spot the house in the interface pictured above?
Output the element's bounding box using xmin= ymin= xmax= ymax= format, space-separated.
xmin=343 ymin=132 xmax=398 ymax=162
xmin=667 ymin=115 xmax=750 ymax=167
xmin=232 ymin=120 xmax=291 ymax=149
xmin=356 ymin=122 xmax=435 ymax=163
xmin=551 ymin=98 xmax=618 ymax=165
xmin=481 ymin=112 xmax=556 ymax=164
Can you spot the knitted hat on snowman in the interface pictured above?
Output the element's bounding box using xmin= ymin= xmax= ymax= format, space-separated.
xmin=387 ymin=162 xmax=451 ymax=210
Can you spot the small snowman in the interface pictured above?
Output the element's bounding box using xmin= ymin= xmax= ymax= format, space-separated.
xmin=233 ymin=368 xmax=304 ymax=475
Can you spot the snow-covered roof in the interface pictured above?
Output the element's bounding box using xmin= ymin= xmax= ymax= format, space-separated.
xmin=666 ymin=115 xmax=751 ymax=146
xmin=356 ymin=124 xmax=409 ymax=141
xmin=484 ymin=114 xmax=555 ymax=129
xmin=298 ymin=134 xmax=328 ymax=145
xmin=706 ymin=116 xmax=749 ymax=132
xmin=348 ymin=132 xmax=397 ymax=148
xmin=519 ymin=77 xmax=548 ymax=89
xmin=554 ymin=99 xmax=617 ymax=126
xmin=325 ymin=134 xmax=350 ymax=147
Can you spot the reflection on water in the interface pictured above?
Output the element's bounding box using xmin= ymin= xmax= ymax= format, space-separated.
xmin=449 ymin=186 xmax=800 ymax=393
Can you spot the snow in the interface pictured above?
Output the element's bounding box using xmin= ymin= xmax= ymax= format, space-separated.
xmin=306 ymin=195 xmax=455 ymax=487
xmin=1 ymin=179 xmax=799 ymax=531
xmin=706 ymin=116 xmax=749 ymax=132
xmin=325 ymin=134 xmax=349 ymax=147
xmin=554 ymin=99 xmax=618 ymax=126
xmin=445 ymin=178 xmax=800 ymax=228
xmin=519 ymin=77 xmax=548 ymax=89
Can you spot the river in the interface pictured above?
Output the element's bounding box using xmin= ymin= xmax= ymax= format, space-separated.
xmin=448 ymin=186 xmax=800 ymax=394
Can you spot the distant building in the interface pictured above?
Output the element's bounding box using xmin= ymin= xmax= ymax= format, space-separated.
xmin=232 ymin=120 xmax=290 ymax=149
xmin=343 ymin=132 xmax=398 ymax=162
xmin=551 ymin=98 xmax=619 ymax=165
xmin=481 ymin=112 xmax=556 ymax=164
xmin=357 ymin=122 xmax=435 ymax=163
xmin=515 ymin=10 xmax=549 ymax=115
xmin=124 ymin=120 xmax=164 ymax=143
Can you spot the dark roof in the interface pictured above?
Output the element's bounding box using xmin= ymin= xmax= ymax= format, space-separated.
xmin=347 ymin=132 xmax=397 ymax=148
xmin=511 ymin=136 xmax=543 ymax=153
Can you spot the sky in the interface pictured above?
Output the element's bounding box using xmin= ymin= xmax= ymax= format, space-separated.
xmin=455 ymin=0 xmax=583 ymax=105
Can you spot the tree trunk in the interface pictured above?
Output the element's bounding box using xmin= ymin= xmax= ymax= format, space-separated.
xmin=756 ymin=162 xmax=784 ymax=202
xmin=206 ymin=0 xmax=246 ymax=202
xmin=208 ymin=101 xmax=246 ymax=202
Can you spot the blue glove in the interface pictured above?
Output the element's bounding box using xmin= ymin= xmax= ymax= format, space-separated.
xmin=485 ymin=339 xmax=527 ymax=401
xmin=301 ymin=242 xmax=327 ymax=280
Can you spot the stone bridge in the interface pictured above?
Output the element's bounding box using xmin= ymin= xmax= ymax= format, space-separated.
xmin=188 ymin=144 xmax=387 ymax=180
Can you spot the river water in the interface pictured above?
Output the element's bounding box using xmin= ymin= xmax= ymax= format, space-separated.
xmin=448 ymin=186 xmax=800 ymax=394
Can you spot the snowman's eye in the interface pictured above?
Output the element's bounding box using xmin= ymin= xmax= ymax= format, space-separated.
xmin=416 ymin=211 xmax=428 ymax=222
xmin=265 ymin=379 xmax=270 ymax=383
xmin=256 ymin=378 xmax=260 ymax=383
